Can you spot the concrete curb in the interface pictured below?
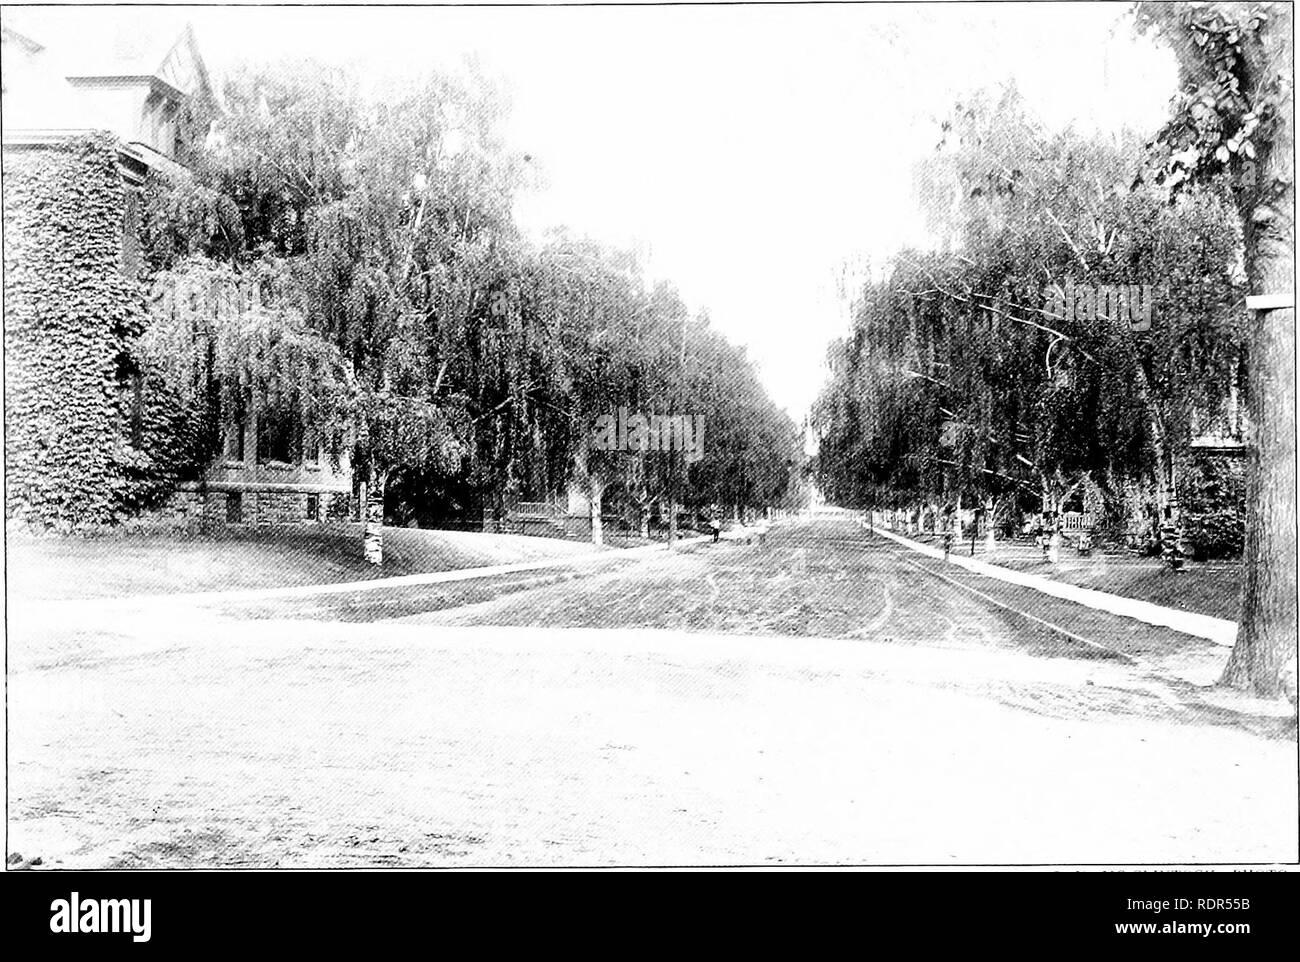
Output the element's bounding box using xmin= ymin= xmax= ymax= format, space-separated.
xmin=866 ymin=523 xmax=1238 ymax=647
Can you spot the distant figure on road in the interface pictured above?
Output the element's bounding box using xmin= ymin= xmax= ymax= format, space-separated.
xmin=710 ymin=518 xmax=722 ymax=543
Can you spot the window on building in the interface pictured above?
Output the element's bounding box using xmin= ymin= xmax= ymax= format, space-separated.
xmin=121 ymin=189 xmax=141 ymax=278
xmin=330 ymin=431 xmax=345 ymax=471
xmin=226 ymin=416 xmax=246 ymax=462
xmin=159 ymin=101 xmax=180 ymax=157
xmin=114 ymin=354 xmax=144 ymax=447
xmin=306 ymin=494 xmax=320 ymax=522
xmin=303 ymin=428 xmax=321 ymax=468
xmin=129 ymin=374 xmax=144 ymax=446
xmin=256 ymin=411 xmax=298 ymax=465
xmin=226 ymin=492 xmax=243 ymax=524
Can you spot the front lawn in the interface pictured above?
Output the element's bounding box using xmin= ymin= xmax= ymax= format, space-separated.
xmin=907 ymin=533 xmax=1243 ymax=622
xmin=5 ymin=525 xmax=607 ymax=601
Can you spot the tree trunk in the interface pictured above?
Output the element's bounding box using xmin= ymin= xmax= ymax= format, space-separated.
xmin=666 ymin=450 xmax=679 ymax=550
xmin=363 ymin=471 xmax=385 ymax=565
xmin=1040 ymin=476 xmax=1059 ymax=562
xmin=1132 ymin=358 xmax=1185 ymax=568
xmin=984 ymin=496 xmax=997 ymax=552
xmin=1150 ymin=425 xmax=1184 ymax=568
xmin=1223 ymin=7 xmax=1298 ymax=699
xmin=589 ymin=477 xmax=605 ymax=546
xmin=1040 ymin=475 xmax=1056 ymax=522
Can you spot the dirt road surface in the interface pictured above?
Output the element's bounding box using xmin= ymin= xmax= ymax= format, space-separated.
xmin=8 ymin=520 xmax=1296 ymax=866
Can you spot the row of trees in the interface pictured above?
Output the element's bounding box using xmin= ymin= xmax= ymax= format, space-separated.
xmin=136 ymin=61 xmax=801 ymax=560
xmin=814 ymin=88 xmax=1246 ymax=551
xmin=815 ymin=2 xmax=1294 ymax=698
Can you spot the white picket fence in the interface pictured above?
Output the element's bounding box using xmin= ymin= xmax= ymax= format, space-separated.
xmin=1059 ymin=511 xmax=1095 ymax=531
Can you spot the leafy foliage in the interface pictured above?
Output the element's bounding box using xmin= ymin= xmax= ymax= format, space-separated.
xmin=1180 ymin=454 xmax=1247 ymax=558
xmin=4 ymin=135 xmax=142 ymax=529
xmin=131 ymin=60 xmax=800 ymax=533
xmin=138 ymin=257 xmax=352 ymax=435
xmin=813 ymin=91 xmax=1246 ymax=537
xmin=1134 ymin=1 xmax=1291 ymax=207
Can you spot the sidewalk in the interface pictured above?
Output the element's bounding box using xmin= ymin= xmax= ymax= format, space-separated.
xmin=27 ymin=534 xmax=711 ymax=612
xmin=867 ymin=523 xmax=1238 ymax=647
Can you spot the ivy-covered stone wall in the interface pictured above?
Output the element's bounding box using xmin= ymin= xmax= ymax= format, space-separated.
xmin=3 ymin=134 xmax=140 ymax=530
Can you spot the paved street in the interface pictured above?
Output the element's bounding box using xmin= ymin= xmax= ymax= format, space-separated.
xmin=7 ymin=519 xmax=1296 ymax=867
xmin=421 ymin=521 xmax=1244 ymax=683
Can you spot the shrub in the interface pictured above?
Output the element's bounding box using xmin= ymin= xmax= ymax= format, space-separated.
xmin=1180 ymin=454 xmax=1247 ymax=559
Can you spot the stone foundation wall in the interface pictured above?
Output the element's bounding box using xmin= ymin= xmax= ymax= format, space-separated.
xmin=245 ymin=490 xmax=309 ymax=526
xmin=116 ymin=489 xmax=227 ymax=535
xmin=120 ymin=488 xmax=353 ymax=533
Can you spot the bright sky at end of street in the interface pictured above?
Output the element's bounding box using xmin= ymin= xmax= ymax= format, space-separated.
xmin=9 ymin=2 xmax=1180 ymax=423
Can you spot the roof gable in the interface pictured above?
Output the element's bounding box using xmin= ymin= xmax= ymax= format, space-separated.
xmin=156 ymin=28 xmax=206 ymax=97
xmin=9 ymin=11 xmax=211 ymax=98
